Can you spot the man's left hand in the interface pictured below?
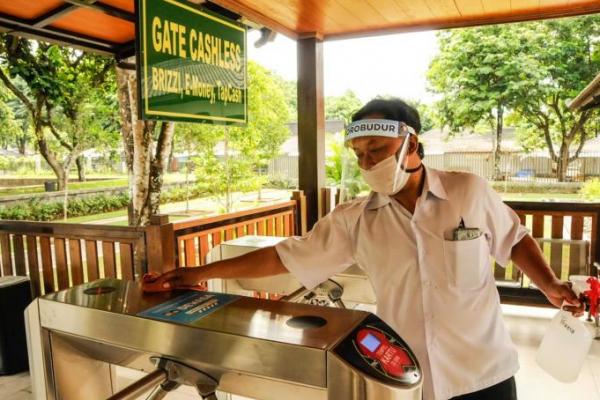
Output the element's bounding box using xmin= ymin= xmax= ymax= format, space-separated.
xmin=542 ymin=278 xmax=585 ymax=317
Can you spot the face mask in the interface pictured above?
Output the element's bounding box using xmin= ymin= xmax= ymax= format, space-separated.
xmin=359 ymin=135 xmax=412 ymax=195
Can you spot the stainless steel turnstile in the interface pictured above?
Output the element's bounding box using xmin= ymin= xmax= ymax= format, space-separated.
xmin=26 ymin=279 xmax=421 ymax=400
xmin=208 ymin=236 xmax=377 ymax=308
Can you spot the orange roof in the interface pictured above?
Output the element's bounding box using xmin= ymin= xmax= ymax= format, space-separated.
xmin=1 ymin=0 xmax=600 ymax=56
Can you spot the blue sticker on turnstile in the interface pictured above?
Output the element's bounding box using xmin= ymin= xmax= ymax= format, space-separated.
xmin=137 ymin=292 xmax=240 ymax=324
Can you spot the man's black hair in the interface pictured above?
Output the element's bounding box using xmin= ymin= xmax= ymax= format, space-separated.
xmin=351 ymin=98 xmax=422 ymax=134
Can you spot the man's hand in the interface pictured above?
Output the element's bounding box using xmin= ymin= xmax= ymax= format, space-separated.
xmin=141 ymin=247 xmax=288 ymax=293
xmin=541 ymin=278 xmax=584 ymax=317
xmin=511 ymin=235 xmax=585 ymax=317
xmin=142 ymin=269 xmax=203 ymax=292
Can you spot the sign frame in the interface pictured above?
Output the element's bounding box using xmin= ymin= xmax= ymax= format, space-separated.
xmin=135 ymin=0 xmax=248 ymax=125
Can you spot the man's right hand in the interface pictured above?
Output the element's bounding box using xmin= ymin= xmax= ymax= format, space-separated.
xmin=142 ymin=268 xmax=202 ymax=292
xmin=141 ymin=246 xmax=286 ymax=293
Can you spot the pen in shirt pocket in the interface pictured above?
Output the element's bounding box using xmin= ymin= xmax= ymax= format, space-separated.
xmin=453 ymin=217 xmax=482 ymax=241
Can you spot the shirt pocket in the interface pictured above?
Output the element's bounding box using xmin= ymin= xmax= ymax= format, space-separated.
xmin=443 ymin=235 xmax=490 ymax=290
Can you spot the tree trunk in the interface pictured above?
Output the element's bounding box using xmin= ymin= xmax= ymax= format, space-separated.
xmin=56 ymin=169 xmax=67 ymax=192
xmin=557 ymin=143 xmax=570 ymax=182
xmin=34 ymin=120 xmax=67 ymax=191
xmin=224 ymin=133 xmax=231 ymax=213
xmin=148 ymin=122 xmax=175 ymax=217
xmin=493 ymin=105 xmax=504 ymax=181
xmin=76 ymin=155 xmax=86 ymax=182
xmin=16 ymin=134 xmax=27 ymax=155
xmin=116 ymin=66 xmax=175 ymax=226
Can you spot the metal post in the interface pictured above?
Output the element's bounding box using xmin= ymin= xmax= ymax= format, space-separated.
xmin=106 ymin=368 xmax=168 ymax=400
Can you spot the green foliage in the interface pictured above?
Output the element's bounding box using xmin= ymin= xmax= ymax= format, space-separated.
xmin=428 ymin=24 xmax=535 ymax=134
xmin=271 ymin=74 xmax=297 ymax=121
xmin=180 ymin=61 xmax=291 ymax=211
xmin=160 ymin=185 xmax=205 ymax=204
xmin=325 ymin=132 xmax=368 ymax=199
xmin=580 ymin=179 xmax=600 ymax=200
xmin=0 ymin=184 xmax=205 ymax=221
xmin=405 ymin=99 xmax=435 ymax=133
xmin=427 ymin=16 xmax=600 ymax=180
xmin=325 ymin=90 xmax=362 ymax=124
xmin=0 ymin=193 xmax=129 ymax=221
xmin=0 ymin=156 xmax=37 ymax=173
xmin=508 ymin=17 xmax=600 ymax=158
xmin=0 ymin=35 xmax=119 ymax=184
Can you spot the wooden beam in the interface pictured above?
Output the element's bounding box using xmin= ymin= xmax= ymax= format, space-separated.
xmin=61 ymin=0 xmax=135 ymax=22
xmin=32 ymin=4 xmax=77 ymax=28
xmin=0 ymin=13 xmax=117 ymax=55
xmin=297 ymin=36 xmax=325 ymax=230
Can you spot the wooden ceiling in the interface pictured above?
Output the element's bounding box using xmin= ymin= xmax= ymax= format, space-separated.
xmin=211 ymin=0 xmax=600 ymax=39
xmin=1 ymin=0 xmax=600 ymax=57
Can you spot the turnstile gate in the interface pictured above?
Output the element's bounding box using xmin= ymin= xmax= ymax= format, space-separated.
xmin=26 ymin=279 xmax=421 ymax=400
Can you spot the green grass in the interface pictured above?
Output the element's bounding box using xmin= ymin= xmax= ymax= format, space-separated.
xmin=0 ymin=173 xmax=189 ymax=197
xmin=64 ymin=209 xmax=127 ymax=224
xmin=0 ymin=178 xmax=129 ymax=196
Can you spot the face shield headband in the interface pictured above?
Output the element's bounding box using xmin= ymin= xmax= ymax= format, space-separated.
xmin=344 ymin=119 xmax=419 ymax=196
xmin=344 ymin=119 xmax=416 ymax=143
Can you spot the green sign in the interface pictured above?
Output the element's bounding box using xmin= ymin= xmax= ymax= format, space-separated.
xmin=137 ymin=0 xmax=247 ymax=124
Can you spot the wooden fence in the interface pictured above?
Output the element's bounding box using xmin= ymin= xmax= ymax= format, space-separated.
xmin=0 ymin=194 xmax=307 ymax=297
xmin=321 ymin=187 xmax=600 ymax=306
xmin=0 ymin=222 xmax=146 ymax=297
xmin=1 ymin=188 xmax=598 ymax=308
xmin=499 ymin=201 xmax=600 ymax=305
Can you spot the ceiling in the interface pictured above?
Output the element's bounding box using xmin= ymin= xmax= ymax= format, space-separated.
xmin=1 ymin=0 xmax=599 ymax=57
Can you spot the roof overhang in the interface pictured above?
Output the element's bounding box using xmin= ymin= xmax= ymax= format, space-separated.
xmin=1 ymin=0 xmax=600 ymax=57
xmin=569 ymin=72 xmax=600 ymax=111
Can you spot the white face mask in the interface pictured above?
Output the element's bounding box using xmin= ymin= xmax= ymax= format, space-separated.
xmin=359 ymin=135 xmax=412 ymax=195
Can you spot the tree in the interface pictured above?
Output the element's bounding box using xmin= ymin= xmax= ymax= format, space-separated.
xmin=325 ymin=132 xmax=367 ymax=199
xmin=0 ymin=36 xmax=77 ymax=190
xmin=271 ymin=74 xmax=296 ymax=122
xmin=0 ymin=35 xmax=119 ymax=190
xmin=428 ymin=16 xmax=600 ymax=182
xmin=50 ymin=52 xmax=118 ymax=181
xmin=325 ymin=90 xmax=362 ymax=124
xmin=6 ymin=85 xmax=33 ymax=155
xmin=405 ymin=99 xmax=435 ymax=133
xmin=428 ymin=24 xmax=538 ymax=180
xmin=0 ymin=85 xmax=25 ymax=152
xmin=510 ymin=17 xmax=600 ymax=181
xmin=116 ymin=66 xmax=175 ymax=226
xmin=188 ymin=61 xmax=290 ymax=212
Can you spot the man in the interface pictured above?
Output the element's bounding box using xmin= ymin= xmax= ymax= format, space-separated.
xmin=145 ymin=98 xmax=584 ymax=400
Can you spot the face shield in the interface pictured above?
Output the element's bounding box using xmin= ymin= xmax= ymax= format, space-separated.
xmin=338 ymin=119 xmax=416 ymax=202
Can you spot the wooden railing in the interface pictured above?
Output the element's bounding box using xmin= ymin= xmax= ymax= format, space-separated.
xmin=0 ymin=221 xmax=146 ymax=297
xmin=0 ymin=196 xmax=307 ymax=297
xmin=173 ymin=200 xmax=298 ymax=268
xmin=2 ymin=187 xmax=595 ymax=309
xmin=500 ymin=201 xmax=600 ymax=305
xmin=320 ymin=187 xmax=600 ymax=306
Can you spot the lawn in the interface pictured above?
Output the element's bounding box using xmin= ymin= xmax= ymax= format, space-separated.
xmin=0 ymin=173 xmax=190 ymax=197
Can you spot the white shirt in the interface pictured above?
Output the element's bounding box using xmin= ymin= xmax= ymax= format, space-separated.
xmin=275 ymin=167 xmax=528 ymax=400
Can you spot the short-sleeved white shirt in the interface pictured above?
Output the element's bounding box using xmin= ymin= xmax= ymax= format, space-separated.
xmin=275 ymin=167 xmax=528 ymax=400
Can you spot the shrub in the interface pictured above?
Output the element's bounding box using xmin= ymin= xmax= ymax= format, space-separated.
xmin=0 ymin=193 xmax=130 ymax=221
xmin=0 ymin=185 xmax=203 ymax=221
xmin=580 ymin=178 xmax=600 ymax=201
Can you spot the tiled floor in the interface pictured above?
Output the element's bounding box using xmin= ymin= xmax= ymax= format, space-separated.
xmin=2 ymin=305 xmax=598 ymax=400
xmin=0 ymin=372 xmax=32 ymax=400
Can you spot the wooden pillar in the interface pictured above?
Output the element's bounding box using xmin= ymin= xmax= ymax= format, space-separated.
xmin=297 ymin=36 xmax=325 ymax=230
xmin=145 ymin=214 xmax=176 ymax=273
